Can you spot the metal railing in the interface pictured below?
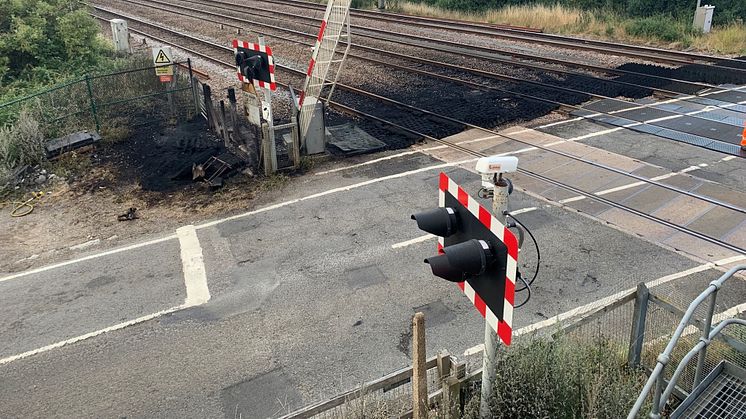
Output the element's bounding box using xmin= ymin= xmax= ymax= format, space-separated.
xmin=628 ymin=264 xmax=746 ymax=419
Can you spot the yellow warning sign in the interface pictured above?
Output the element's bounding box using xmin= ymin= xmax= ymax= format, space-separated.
xmin=152 ymin=46 xmax=174 ymax=76
xmin=154 ymin=50 xmax=171 ymax=64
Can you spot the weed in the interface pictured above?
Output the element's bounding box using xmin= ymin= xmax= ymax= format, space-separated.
xmin=692 ymin=23 xmax=746 ymax=54
xmin=298 ymin=156 xmax=315 ymax=173
xmin=51 ymin=151 xmax=92 ymax=179
xmin=0 ymin=110 xmax=45 ymax=173
xmin=395 ymin=1 xmax=746 ymax=54
xmin=259 ymin=173 xmax=289 ymax=192
xmin=100 ymin=117 xmax=132 ymax=143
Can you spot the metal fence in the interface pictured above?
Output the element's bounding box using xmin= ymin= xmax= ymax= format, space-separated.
xmin=0 ymin=60 xmax=198 ymax=139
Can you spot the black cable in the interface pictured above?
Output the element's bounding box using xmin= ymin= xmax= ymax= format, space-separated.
xmin=506 ymin=211 xmax=541 ymax=290
xmin=514 ymin=271 xmax=531 ymax=308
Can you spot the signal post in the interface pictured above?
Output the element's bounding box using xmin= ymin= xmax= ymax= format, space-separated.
xmin=411 ymin=156 xmax=519 ymax=419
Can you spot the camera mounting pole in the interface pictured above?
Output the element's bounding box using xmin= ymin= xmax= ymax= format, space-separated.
xmin=475 ymin=155 xmax=518 ymax=418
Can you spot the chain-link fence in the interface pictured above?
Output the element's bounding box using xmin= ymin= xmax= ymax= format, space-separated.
xmin=0 ymin=60 xmax=198 ymax=140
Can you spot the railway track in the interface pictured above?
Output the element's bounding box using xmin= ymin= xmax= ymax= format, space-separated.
xmin=91 ymin=8 xmax=746 ymax=256
xmin=246 ymin=0 xmax=746 ymax=69
xmin=92 ymin=1 xmax=746 ymax=156
xmin=165 ymin=0 xmax=746 ymax=99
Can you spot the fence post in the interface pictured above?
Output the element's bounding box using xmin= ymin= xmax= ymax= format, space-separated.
xmin=439 ymin=353 xmax=462 ymax=419
xmin=290 ymin=111 xmax=300 ymax=169
xmin=219 ymin=100 xmax=228 ymax=146
xmin=628 ymin=282 xmax=650 ymax=368
xmin=412 ymin=312 xmax=427 ymax=419
xmin=227 ymin=88 xmax=239 ymax=144
xmin=203 ymin=83 xmax=214 ymax=130
xmin=187 ymin=59 xmax=199 ymax=117
xmin=84 ymin=74 xmax=101 ymax=133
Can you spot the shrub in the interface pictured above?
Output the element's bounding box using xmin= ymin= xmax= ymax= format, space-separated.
xmin=0 ymin=109 xmax=45 ymax=173
xmin=465 ymin=335 xmax=648 ymax=418
xmin=624 ymin=15 xmax=693 ymax=44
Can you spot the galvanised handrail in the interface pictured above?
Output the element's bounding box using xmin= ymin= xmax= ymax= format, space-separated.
xmin=658 ymin=318 xmax=746 ymax=410
xmin=627 ymin=264 xmax=746 ymax=419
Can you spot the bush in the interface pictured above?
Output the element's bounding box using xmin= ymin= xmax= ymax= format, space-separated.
xmin=465 ymin=335 xmax=648 ymax=418
xmin=0 ymin=109 xmax=45 ymax=174
xmin=0 ymin=1 xmax=108 ymax=97
xmin=625 ymin=15 xmax=694 ymax=43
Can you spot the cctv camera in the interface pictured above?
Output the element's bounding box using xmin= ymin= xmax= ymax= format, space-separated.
xmin=475 ymin=156 xmax=518 ymax=188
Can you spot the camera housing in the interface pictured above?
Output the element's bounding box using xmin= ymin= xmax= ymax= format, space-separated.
xmin=475 ymin=156 xmax=518 ymax=188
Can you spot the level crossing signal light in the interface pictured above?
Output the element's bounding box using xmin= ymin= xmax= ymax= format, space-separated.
xmin=232 ymin=40 xmax=276 ymax=91
xmin=412 ymin=208 xmax=508 ymax=287
xmin=236 ymin=50 xmax=266 ymax=85
xmin=410 ymin=172 xmax=518 ymax=346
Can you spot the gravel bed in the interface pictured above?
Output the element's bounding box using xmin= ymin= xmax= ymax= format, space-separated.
xmin=155 ymin=0 xmax=746 ymax=95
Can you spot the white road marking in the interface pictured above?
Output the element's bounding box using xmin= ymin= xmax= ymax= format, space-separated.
xmin=314 ymin=150 xmax=422 ymax=175
xmin=722 ymin=155 xmax=738 ymax=162
xmin=557 ymin=165 xmax=703 ymax=204
xmin=0 ymin=305 xmax=184 ymax=365
xmin=196 ymin=157 xmax=480 ymax=229
xmin=1 ymin=157 xmax=479 ymax=282
xmin=462 ymin=255 xmax=746 ymax=356
xmin=391 ymin=234 xmax=435 ymax=249
xmin=177 ymin=226 xmax=211 ymax=307
xmin=0 ymin=235 xmax=176 ymax=284
xmin=0 ymin=227 xmax=213 ymax=366
xmin=509 ymin=206 xmax=538 ymax=215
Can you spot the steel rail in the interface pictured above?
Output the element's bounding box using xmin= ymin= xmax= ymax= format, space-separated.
xmin=96 ymin=0 xmax=746 ymax=153
xmin=171 ymin=0 xmax=746 ymax=108
xmin=91 ymin=11 xmax=746 ymax=254
xmin=249 ymin=0 xmax=746 ymax=68
xmin=196 ymin=0 xmax=746 ymax=75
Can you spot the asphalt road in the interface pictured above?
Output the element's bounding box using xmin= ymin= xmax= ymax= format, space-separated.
xmin=0 ymin=151 xmax=735 ymax=418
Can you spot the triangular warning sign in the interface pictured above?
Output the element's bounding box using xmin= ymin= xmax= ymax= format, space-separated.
xmin=154 ymin=49 xmax=171 ymax=64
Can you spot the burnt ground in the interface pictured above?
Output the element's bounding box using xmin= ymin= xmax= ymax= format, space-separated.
xmin=98 ymin=118 xmax=229 ymax=193
xmin=0 ymin=116 xmax=282 ymax=273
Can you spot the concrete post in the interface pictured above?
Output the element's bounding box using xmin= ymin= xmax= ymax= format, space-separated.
xmin=479 ymin=174 xmax=509 ymax=418
xmin=109 ymin=19 xmax=130 ymax=53
xmin=412 ymin=312 xmax=427 ymax=419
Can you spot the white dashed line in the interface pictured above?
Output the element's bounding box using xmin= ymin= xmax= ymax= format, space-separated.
xmin=391 ymin=234 xmax=435 ymax=249
xmin=509 ymin=206 xmax=538 ymax=215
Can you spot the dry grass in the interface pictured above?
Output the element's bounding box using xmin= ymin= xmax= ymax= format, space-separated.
xmin=692 ymin=23 xmax=746 ymax=54
xmin=397 ymin=2 xmax=597 ymax=32
xmin=394 ymin=2 xmax=746 ymax=55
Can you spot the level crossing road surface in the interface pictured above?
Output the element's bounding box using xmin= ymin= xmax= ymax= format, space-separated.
xmin=0 ymin=151 xmax=738 ymax=418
